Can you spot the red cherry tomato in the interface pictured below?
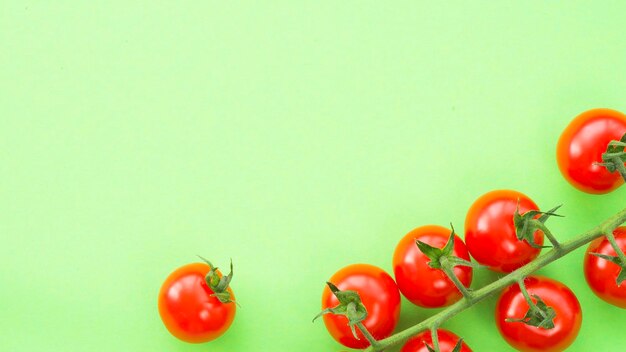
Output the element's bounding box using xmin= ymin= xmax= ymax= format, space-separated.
xmin=158 ymin=263 xmax=236 ymax=343
xmin=557 ymin=108 xmax=626 ymax=194
xmin=584 ymin=226 xmax=626 ymax=308
xmin=400 ymin=329 xmax=472 ymax=352
xmin=321 ymin=264 xmax=401 ymax=349
xmin=496 ymin=276 xmax=582 ymax=352
xmin=393 ymin=225 xmax=473 ymax=307
xmin=464 ymin=190 xmax=543 ymax=273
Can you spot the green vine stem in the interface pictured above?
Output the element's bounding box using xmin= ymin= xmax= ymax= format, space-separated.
xmin=440 ymin=256 xmax=474 ymax=301
xmin=356 ymin=322 xmax=380 ymax=348
xmin=430 ymin=326 xmax=440 ymax=351
xmin=517 ymin=279 xmax=538 ymax=311
xmin=362 ymin=206 xmax=626 ymax=352
xmin=535 ymin=222 xmax=562 ymax=250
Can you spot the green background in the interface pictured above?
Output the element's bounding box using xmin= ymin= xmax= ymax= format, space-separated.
xmin=3 ymin=1 xmax=626 ymax=351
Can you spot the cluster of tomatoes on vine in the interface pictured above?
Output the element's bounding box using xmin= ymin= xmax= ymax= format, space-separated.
xmin=155 ymin=108 xmax=626 ymax=352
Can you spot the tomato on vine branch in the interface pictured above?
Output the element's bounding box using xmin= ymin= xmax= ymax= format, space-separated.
xmin=315 ymin=264 xmax=401 ymax=349
xmin=496 ymin=276 xmax=581 ymax=352
xmin=585 ymin=226 xmax=626 ymax=308
xmin=393 ymin=225 xmax=474 ymax=308
xmin=557 ymin=108 xmax=626 ymax=194
xmin=465 ymin=190 xmax=545 ymax=272
xmin=158 ymin=258 xmax=237 ymax=343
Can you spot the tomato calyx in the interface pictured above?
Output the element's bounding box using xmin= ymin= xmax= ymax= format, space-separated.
xmin=506 ymin=294 xmax=556 ymax=329
xmin=313 ymin=282 xmax=369 ymax=340
xmin=598 ymin=132 xmax=626 ymax=181
xmin=505 ymin=279 xmax=556 ymax=329
xmin=513 ymin=203 xmax=563 ymax=249
xmin=416 ymin=225 xmax=478 ymax=300
xmin=198 ymin=256 xmax=237 ymax=305
xmin=314 ymin=281 xmax=383 ymax=347
xmin=416 ymin=225 xmax=476 ymax=270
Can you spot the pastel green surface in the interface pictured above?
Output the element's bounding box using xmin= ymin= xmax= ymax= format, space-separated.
xmin=2 ymin=2 xmax=626 ymax=351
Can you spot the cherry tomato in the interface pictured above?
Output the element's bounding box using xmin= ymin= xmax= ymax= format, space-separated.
xmin=393 ymin=225 xmax=473 ymax=307
xmin=321 ymin=264 xmax=401 ymax=349
xmin=158 ymin=263 xmax=236 ymax=343
xmin=496 ymin=276 xmax=582 ymax=352
xmin=584 ymin=226 xmax=626 ymax=308
xmin=401 ymin=329 xmax=472 ymax=352
xmin=464 ymin=190 xmax=543 ymax=273
xmin=557 ymin=108 xmax=626 ymax=194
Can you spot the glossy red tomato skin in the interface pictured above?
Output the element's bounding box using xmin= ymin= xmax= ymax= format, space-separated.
xmin=557 ymin=108 xmax=626 ymax=194
xmin=393 ymin=225 xmax=473 ymax=308
xmin=321 ymin=264 xmax=401 ymax=349
xmin=584 ymin=226 xmax=626 ymax=308
xmin=158 ymin=263 xmax=236 ymax=343
xmin=464 ymin=190 xmax=543 ymax=273
xmin=401 ymin=329 xmax=472 ymax=352
xmin=496 ymin=276 xmax=582 ymax=352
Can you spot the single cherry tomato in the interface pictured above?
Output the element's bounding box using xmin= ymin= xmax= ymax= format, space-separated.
xmin=158 ymin=262 xmax=236 ymax=343
xmin=584 ymin=226 xmax=626 ymax=308
xmin=464 ymin=190 xmax=543 ymax=273
xmin=496 ymin=276 xmax=582 ymax=352
xmin=401 ymin=329 xmax=472 ymax=352
xmin=557 ymin=108 xmax=626 ymax=194
xmin=321 ymin=264 xmax=401 ymax=349
xmin=393 ymin=225 xmax=473 ymax=308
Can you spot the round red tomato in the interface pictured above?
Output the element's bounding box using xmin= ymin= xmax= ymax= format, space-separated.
xmin=393 ymin=225 xmax=473 ymax=307
xmin=158 ymin=262 xmax=236 ymax=343
xmin=557 ymin=108 xmax=626 ymax=194
xmin=401 ymin=329 xmax=472 ymax=352
xmin=496 ymin=276 xmax=582 ymax=352
xmin=465 ymin=190 xmax=543 ymax=273
xmin=584 ymin=226 xmax=626 ymax=308
xmin=321 ymin=264 xmax=401 ymax=349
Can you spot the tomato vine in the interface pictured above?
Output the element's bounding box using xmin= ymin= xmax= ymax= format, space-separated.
xmin=354 ymin=206 xmax=626 ymax=352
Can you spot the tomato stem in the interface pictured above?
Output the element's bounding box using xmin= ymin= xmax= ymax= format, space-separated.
xmin=430 ymin=326 xmax=441 ymax=352
xmin=440 ymin=256 xmax=474 ymax=301
xmin=516 ymin=278 xmax=537 ymax=310
xmin=362 ymin=206 xmax=626 ymax=352
xmin=356 ymin=322 xmax=380 ymax=348
xmin=535 ymin=222 xmax=562 ymax=251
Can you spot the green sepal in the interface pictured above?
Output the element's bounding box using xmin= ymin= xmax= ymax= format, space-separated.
xmin=424 ymin=337 xmax=464 ymax=352
xmin=506 ymin=294 xmax=556 ymax=329
xmin=449 ymin=256 xmax=485 ymax=269
xmin=514 ymin=204 xmax=562 ymax=249
xmin=416 ymin=225 xmax=456 ymax=270
xmin=312 ymin=282 xmax=368 ymax=340
xmin=198 ymin=256 xmax=237 ymax=304
xmin=591 ymin=252 xmax=626 ymax=285
xmin=416 ymin=225 xmax=483 ymax=272
xmin=451 ymin=338 xmax=464 ymax=352
xmin=600 ymin=133 xmax=626 ymax=172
